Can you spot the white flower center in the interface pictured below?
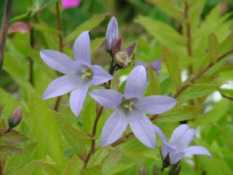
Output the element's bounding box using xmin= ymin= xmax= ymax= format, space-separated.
xmin=121 ymin=98 xmax=134 ymax=111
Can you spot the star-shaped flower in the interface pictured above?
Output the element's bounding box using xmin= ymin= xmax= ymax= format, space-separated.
xmin=161 ymin=124 xmax=211 ymax=165
xmin=41 ymin=31 xmax=113 ymax=116
xmin=90 ymin=65 xmax=177 ymax=148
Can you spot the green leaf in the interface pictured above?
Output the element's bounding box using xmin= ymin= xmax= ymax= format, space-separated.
xmin=81 ymin=165 xmax=102 ymax=175
xmin=64 ymin=156 xmax=83 ymax=175
xmin=147 ymin=65 xmax=160 ymax=95
xmin=28 ymin=93 xmax=66 ymax=172
xmin=91 ymin=37 xmax=105 ymax=58
xmin=0 ymin=145 xmax=23 ymax=155
xmin=0 ymin=129 xmax=30 ymax=145
xmin=32 ymin=23 xmax=61 ymax=35
xmin=40 ymin=162 xmax=61 ymax=175
xmin=64 ymin=14 xmax=108 ymax=44
xmin=3 ymin=143 xmax=38 ymax=175
xmin=87 ymin=147 xmax=109 ymax=168
xmin=155 ymin=105 xmax=204 ymax=122
xmin=102 ymin=149 xmax=122 ymax=175
xmin=163 ymin=46 xmax=182 ymax=90
xmin=147 ymin=0 xmax=184 ymax=21
xmin=14 ymin=160 xmax=42 ymax=175
xmin=178 ymin=83 xmax=221 ymax=102
xmin=56 ymin=114 xmax=91 ymax=160
xmin=209 ymin=33 xmax=218 ymax=63
xmin=135 ymin=16 xmax=186 ymax=57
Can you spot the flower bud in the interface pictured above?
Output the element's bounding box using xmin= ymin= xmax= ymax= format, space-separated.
xmin=105 ymin=17 xmax=119 ymax=52
xmin=8 ymin=107 xmax=22 ymax=130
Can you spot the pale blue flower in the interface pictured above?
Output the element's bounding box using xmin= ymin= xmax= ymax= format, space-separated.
xmin=90 ymin=66 xmax=177 ymax=148
xmin=161 ymin=124 xmax=211 ymax=164
xmin=41 ymin=31 xmax=113 ymax=117
xmin=135 ymin=59 xmax=161 ymax=76
xmin=105 ymin=17 xmax=119 ymax=52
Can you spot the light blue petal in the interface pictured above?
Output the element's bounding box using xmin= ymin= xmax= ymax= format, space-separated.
xmin=124 ymin=66 xmax=147 ymax=98
xmin=69 ymin=86 xmax=89 ymax=117
xmin=135 ymin=95 xmax=177 ymax=115
xmin=40 ymin=50 xmax=77 ymax=74
xmin=184 ymin=146 xmax=211 ymax=158
xmin=129 ymin=114 xmax=156 ymax=148
xmin=91 ymin=65 xmax=113 ymax=86
xmin=169 ymin=124 xmax=190 ymax=146
xmin=101 ymin=111 xmax=128 ymax=146
xmin=89 ymin=89 xmax=122 ymax=110
xmin=73 ymin=31 xmax=91 ymax=65
xmin=105 ymin=17 xmax=119 ymax=51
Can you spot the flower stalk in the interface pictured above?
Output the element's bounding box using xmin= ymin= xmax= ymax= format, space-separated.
xmin=0 ymin=0 xmax=14 ymax=78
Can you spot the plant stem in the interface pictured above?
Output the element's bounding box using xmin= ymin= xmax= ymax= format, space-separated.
xmin=111 ymin=48 xmax=233 ymax=146
xmin=83 ymin=106 xmax=104 ymax=168
xmin=29 ymin=29 xmax=34 ymax=85
xmin=54 ymin=2 xmax=63 ymax=111
xmin=0 ymin=0 xmax=14 ymax=78
xmin=219 ymin=89 xmax=233 ymax=100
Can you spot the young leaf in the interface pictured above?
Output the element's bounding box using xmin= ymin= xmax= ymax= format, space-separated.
xmin=13 ymin=160 xmax=42 ymax=175
xmin=155 ymin=106 xmax=204 ymax=122
xmin=0 ymin=145 xmax=23 ymax=155
xmin=163 ymin=46 xmax=182 ymax=90
xmin=147 ymin=64 xmax=160 ymax=95
xmin=91 ymin=37 xmax=105 ymax=58
xmin=64 ymin=14 xmax=108 ymax=44
xmin=0 ymin=130 xmax=30 ymax=145
xmin=209 ymin=33 xmax=218 ymax=63
xmin=64 ymin=156 xmax=83 ymax=175
xmin=81 ymin=165 xmax=102 ymax=175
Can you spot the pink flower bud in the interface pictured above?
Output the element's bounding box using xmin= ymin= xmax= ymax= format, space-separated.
xmin=8 ymin=107 xmax=22 ymax=130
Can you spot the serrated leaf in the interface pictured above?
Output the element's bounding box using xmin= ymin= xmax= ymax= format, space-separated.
xmin=14 ymin=160 xmax=42 ymax=175
xmin=155 ymin=105 xmax=204 ymax=122
xmin=40 ymin=162 xmax=61 ymax=175
xmin=32 ymin=23 xmax=61 ymax=35
xmin=64 ymin=14 xmax=108 ymax=44
xmin=87 ymin=148 xmax=109 ymax=168
xmin=91 ymin=37 xmax=105 ymax=57
xmin=3 ymin=143 xmax=38 ymax=175
xmin=147 ymin=65 xmax=160 ymax=95
xmin=209 ymin=33 xmax=218 ymax=63
xmin=81 ymin=165 xmax=102 ymax=175
xmin=0 ymin=129 xmax=30 ymax=145
xmin=102 ymin=149 xmax=122 ymax=175
xmin=64 ymin=156 xmax=83 ymax=175
xmin=163 ymin=46 xmax=182 ymax=90
xmin=56 ymin=114 xmax=91 ymax=160
xmin=178 ymin=83 xmax=221 ymax=102
xmin=136 ymin=16 xmax=185 ymax=57
xmin=0 ymin=145 xmax=23 ymax=155
xmin=147 ymin=0 xmax=184 ymax=21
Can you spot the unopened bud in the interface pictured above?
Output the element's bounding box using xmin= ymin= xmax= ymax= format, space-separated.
xmin=137 ymin=166 xmax=149 ymax=175
xmin=8 ymin=107 xmax=22 ymax=130
xmin=105 ymin=17 xmax=119 ymax=52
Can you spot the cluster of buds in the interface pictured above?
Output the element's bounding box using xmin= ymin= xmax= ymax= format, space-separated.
xmin=105 ymin=17 xmax=136 ymax=70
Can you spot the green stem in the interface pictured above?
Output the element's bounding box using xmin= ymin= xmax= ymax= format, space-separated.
xmin=0 ymin=0 xmax=14 ymax=78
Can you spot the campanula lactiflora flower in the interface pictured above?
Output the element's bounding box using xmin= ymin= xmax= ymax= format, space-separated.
xmin=41 ymin=31 xmax=113 ymax=117
xmin=90 ymin=66 xmax=176 ymax=148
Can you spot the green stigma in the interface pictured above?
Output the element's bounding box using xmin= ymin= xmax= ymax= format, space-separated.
xmin=82 ymin=68 xmax=93 ymax=80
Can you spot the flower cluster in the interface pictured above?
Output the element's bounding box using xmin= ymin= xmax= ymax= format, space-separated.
xmin=40 ymin=16 xmax=211 ymax=166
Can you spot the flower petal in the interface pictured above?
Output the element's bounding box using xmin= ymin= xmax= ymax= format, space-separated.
xmin=101 ymin=111 xmax=128 ymax=146
xmin=169 ymin=150 xmax=185 ymax=164
xmin=89 ymin=89 xmax=122 ymax=110
xmin=62 ymin=0 xmax=81 ymax=9
xmin=150 ymin=60 xmax=161 ymax=75
xmin=40 ymin=50 xmax=77 ymax=74
xmin=184 ymin=146 xmax=211 ymax=158
xmin=105 ymin=17 xmax=119 ymax=51
xmin=135 ymin=95 xmax=177 ymax=115
xmin=73 ymin=31 xmax=91 ymax=65
xmin=91 ymin=65 xmax=113 ymax=86
xmin=124 ymin=65 xmax=147 ymax=98
xmin=153 ymin=125 xmax=166 ymax=143
xmin=42 ymin=74 xmax=86 ymax=99
xmin=176 ymin=128 xmax=196 ymax=151
xmin=161 ymin=142 xmax=176 ymax=159
xmin=169 ymin=124 xmax=190 ymax=146
xmin=129 ymin=114 xmax=156 ymax=148
xmin=70 ymin=86 xmax=89 ymax=117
